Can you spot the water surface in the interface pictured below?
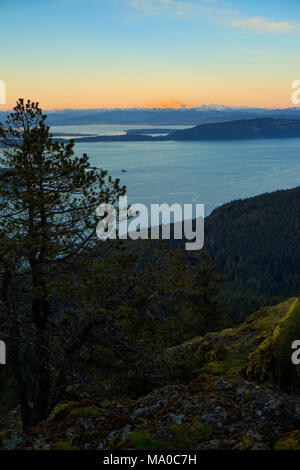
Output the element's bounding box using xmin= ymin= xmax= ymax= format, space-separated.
xmin=58 ymin=127 xmax=300 ymax=215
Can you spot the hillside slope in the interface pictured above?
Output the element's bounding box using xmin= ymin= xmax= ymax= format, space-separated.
xmin=204 ymin=186 xmax=300 ymax=323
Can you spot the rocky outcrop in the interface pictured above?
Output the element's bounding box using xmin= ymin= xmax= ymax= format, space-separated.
xmin=1 ymin=297 xmax=300 ymax=450
xmin=2 ymin=374 xmax=300 ymax=450
xmin=246 ymin=298 xmax=300 ymax=392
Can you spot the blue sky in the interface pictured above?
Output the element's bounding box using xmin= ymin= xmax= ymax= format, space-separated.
xmin=1 ymin=0 xmax=300 ymax=108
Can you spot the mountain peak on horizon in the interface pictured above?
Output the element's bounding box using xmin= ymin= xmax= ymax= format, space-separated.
xmin=143 ymin=100 xmax=234 ymax=110
xmin=145 ymin=98 xmax=186 ymax=109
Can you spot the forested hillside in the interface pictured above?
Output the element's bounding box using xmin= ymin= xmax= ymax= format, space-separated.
xmin=204 ymin=186 xmax=300 ymax=323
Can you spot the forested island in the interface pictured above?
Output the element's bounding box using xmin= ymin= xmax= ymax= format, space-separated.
xmin=60 ymin=118 xmax=300 ymax=143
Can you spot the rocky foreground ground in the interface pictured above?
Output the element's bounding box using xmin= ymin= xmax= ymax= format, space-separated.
xmin=1 ymin=297 xmax=300 ymax=450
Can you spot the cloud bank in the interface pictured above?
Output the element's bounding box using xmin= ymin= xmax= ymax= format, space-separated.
xmin=130 ymin=0 xmax=298 ymax=34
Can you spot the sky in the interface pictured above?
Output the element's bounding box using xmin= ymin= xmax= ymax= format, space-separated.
xmin=1 ymin=0 xmax=300 ymax=109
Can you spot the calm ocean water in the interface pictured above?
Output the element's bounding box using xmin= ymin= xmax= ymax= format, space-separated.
xmin=51 ymin=125 xmax=300 ymax=216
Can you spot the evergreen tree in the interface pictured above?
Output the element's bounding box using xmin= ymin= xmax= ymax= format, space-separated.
xmin=0 ymin=99 xmax=125 ymax=429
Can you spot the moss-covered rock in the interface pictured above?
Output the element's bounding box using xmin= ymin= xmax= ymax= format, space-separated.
xmin=246 ymin=298 xmax=300 ymax=392
xmin=69 ymin=406 xmax=101 ymax=418
xmin=54 ymin=440 xmax=80 ymax=450
xmin=274 ymin=430 xmax=300 ymax=450
xmin=128 ymin=431 xmax=171 ymax=450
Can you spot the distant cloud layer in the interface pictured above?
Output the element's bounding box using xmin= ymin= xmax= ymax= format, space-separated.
xmin=229 ymin=16 xmax=296 ymax=34
xmin=130 ymin=0 xmax=298 ymax=34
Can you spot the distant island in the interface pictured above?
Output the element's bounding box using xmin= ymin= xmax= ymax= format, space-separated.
xmin=57 ymin=118 xmax=300 ymax=142
xmin=168 ymin=118 xmax=300 ymax=140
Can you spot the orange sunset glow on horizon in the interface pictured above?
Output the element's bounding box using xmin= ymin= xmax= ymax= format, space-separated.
xmin=1 ymin=0 xmax=300 ymax=111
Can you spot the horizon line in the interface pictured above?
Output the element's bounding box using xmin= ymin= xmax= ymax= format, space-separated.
xmin=1 ymin=104 xmax=299 ymax=112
